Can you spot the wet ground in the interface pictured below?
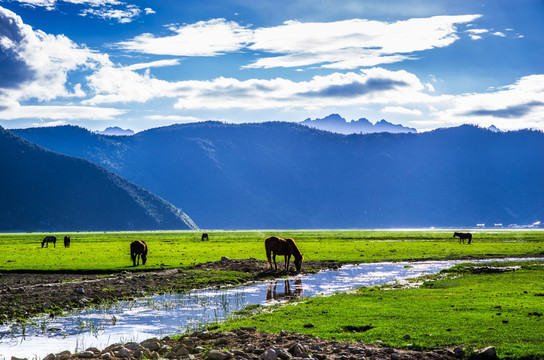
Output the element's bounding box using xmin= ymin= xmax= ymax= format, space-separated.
xmin=0 ymin=259 xmax=338 ymax=323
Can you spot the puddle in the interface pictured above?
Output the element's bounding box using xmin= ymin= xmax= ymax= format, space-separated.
xmin=0 ymin=257 xmax=541 ymax=358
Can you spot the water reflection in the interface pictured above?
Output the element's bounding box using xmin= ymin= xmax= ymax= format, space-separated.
xmin=266 ymin=279 xmax=304 ymax=301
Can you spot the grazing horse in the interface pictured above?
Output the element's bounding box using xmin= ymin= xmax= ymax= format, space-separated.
xmin=130 ymin=240 xmax=148 ymax=266
xmin=201 ymin=233 xmax=209 ymax=241
xmin=453 ymin=232 xmax=472 ymax=244
xmin=265 ymin=236 xmax=304 ymax=272
xmin=64 ymin=236 xmax=71 ymax=248
xmin=41 ymin=236 xmax=56 ymax=248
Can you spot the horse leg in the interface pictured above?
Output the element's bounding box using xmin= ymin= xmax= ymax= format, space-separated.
xmin=285 ymin=254 xmax=291 ymax=272
xmin=272 ymin=254 xmax=278 ymax=270
xmin=266 ymin=249 xmax=272 ymax=269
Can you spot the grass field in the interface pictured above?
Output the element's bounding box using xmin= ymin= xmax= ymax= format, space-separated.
xmin=0 ymin=229 xmax=543 ymax=271
xmin=218 ymin=261 xmax=544 ymax=359
xmin=1 ymin=229 xmax=544 ymax=358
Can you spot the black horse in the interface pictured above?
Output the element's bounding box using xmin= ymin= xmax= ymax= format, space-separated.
xmin=64 ymin=236 xmax=71 ymax=248
xmin=453 ymin=232 xmax=472 ymax=244
xmin=42 ymin=236 xmax=56 ymax=248
xmin=130 ymin=240 xmax=148 ymax=266
xmin=201 ymin=233 xmax=209 ymax=241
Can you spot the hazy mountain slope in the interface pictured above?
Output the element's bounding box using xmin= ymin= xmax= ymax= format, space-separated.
xmin=12 ymin=122 xmax=544 ymax=229
xmin=0 ymin=127 xmax=197 ymax=231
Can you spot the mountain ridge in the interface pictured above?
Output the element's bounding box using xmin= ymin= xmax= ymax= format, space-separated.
xmin=301 ymin=114 xmax=417 ymax=134
xmin=0 ymin=126 xmax=197 ymax=232
xmin=10 ymin=122 xmax=544 ymax=229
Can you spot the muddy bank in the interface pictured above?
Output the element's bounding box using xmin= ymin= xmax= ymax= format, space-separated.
xmin=0 ymin=259 xmax=338 ymax=323
xmin=38 ymin=327 xmax=474 ymax=360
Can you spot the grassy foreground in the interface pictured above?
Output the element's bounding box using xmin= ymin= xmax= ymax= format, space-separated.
xmin=0 ymin=229 xmax=543 ymax=271
xmin=218 ymin=261 xmax=544 ymax=359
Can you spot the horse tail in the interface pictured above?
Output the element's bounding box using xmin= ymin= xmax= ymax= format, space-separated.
xmin=265 ymin=237 xmax=273 ymax=268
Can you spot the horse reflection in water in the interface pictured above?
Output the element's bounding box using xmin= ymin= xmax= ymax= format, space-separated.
xmin=266 ymin=279 xmax=304 ymax=301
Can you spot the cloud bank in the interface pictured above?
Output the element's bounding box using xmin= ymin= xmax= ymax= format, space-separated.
xmin=117 ymin=15 xmax=481 ymax=69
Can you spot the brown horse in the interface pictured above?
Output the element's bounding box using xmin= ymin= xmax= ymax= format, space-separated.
xmin=130 ymin=240 xmax=148 ymax=266
xmin=64 ymin=236 xmax=71 ymax=248
xmin=41 ymin=236 xmax=56 ymax=248
xmin=265 ymin=236 xmax=303 ymax=272
xmin=453 ymin=232 xmax=472 ymax=244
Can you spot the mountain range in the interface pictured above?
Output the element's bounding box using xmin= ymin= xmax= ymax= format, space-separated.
xmin=11 ymin=121 xmax=544 ymax=230
xmin=301 ymin=114 xmax=417 ymax=134
xmin=0 ymin=126 xmax=197 ymax=232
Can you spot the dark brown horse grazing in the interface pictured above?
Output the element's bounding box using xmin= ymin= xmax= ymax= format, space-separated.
xmin=42 ymin=236 xmax=56 ymax=248
xmin=130 ymin=240 xmax=148 ymax=266
xmin=64 ymin=236 xmax=71 ymax=248
xmin=265 ymin=236 xmax=303 ymax=272
xmin=201 ymin=233 xmax=209 ymax=241
xmin=453 ymin=232 xmax=472 ymax=244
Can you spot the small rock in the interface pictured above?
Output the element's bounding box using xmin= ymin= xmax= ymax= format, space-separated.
xmin=289 ymin=343 xmax=308 ymax=357
xmin=125 ymin=342 xmax=142 ymax=351
xmin=43 ymin=354 xmax=56 ymax=360
xmin=240 ymin=327 xmax=257 ymax=332
xmin=207 ymin=349 xmax=232 ymax=360
xmin=11 ymin=357 xmax=28 ymax=360
xmin=260 ymin=348 xmax=278 ymax=360
xmin=403 ymin=334 xmax=411 ymax=340
xmin=100 ymin=353 xmax=112 ymax=359
xmin=273 ymin=347 xmax=292 ymax=360
xmin=280 ymin=330 xmax=289 ymax=337
xmin=303 ymin=323 xmax=314 ymax=328
xmin=141 ymin=340 xmax=161 ymax=351
xmin=76 ymin=351 xmax=95 ymax=358
xmin=453 ymin=346 xmax=465 ymax=358
xmin=85 ymin=347 xmax=101 ymax=354
xmin=473 ymin=346 xmax=498 ymax=360
xmin=221 ymin=256 xmax=230 ymax=261
xmin=115 ymin=347 xmax=131 ymax=359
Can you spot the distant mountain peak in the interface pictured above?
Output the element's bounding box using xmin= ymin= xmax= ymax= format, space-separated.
xmin=301 ymin=114 xmax=417 ymax=135
xmin=96 ymin=126 xmax=135 ymax=136
xmin=488 ymin=125 xmax=501 ymax=133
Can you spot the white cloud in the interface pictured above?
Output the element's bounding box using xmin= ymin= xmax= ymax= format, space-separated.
xmin=10 ymin=0 xmax=122 ymax=10
xmin=80 ymin=4 xmax=142 ymax=23
xmin=116 ymin=18 xmax=253 ymax=56
xmin=115 ymin=15 xmax=481 ymax=69
xmin=382 ymin=106 xmax=422 ymax=116
xmin=247 ymin=15 xmax=481 ymax=69
xmin=422 ymin=75 xmax=544 ymax=131
xmin=147 ymin=115 xmax=205 ymax=123
xmin=126 ymin=59 xmax=181 ymax=71
xmin=0 ymin=104 xmax=126 ymax=120
xmin=84 ymin=66 xmax=431 ymax=111
xmin=493 ymin=31 xmax=506 ymax=37
xmin=0 ymin=6 xmax=110 ymax=104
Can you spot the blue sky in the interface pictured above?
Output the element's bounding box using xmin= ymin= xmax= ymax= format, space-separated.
xmin=0 ymin=0 xmax=543 ymax=132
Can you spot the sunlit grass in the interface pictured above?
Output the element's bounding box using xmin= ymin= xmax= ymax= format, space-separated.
xmin=0 ymin=229 xmax=543 ymax=271
xmin=218 ymin=262 xmax=544 ymax=359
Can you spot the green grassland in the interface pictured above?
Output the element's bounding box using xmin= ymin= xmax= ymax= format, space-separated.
xmin=0 ymin=230 xmax=543 ymax=271
xmin=1 ymin=229 xmax=544 ymax=358
xmin=218 ymin=261 xmax=544 ymax=359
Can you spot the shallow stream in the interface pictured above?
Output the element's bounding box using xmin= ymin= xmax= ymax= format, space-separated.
xmin=0 ymin=257 xmax=540 ymax=358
